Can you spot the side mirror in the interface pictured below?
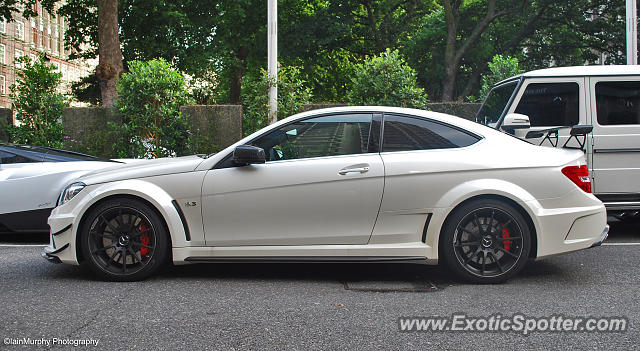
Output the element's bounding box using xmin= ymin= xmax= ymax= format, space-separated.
xmin=233 ymin=145 xmax=266 ymax=165
xmin=501 ymin=113 xmax=531 ymax=132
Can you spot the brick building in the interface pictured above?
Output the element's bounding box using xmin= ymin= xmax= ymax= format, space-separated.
xmin=0 ymin=2 xmax=94 ymax=109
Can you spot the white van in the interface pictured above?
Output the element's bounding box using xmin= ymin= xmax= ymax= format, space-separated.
xmin=476 ymin=65 xmax=640 ymax=217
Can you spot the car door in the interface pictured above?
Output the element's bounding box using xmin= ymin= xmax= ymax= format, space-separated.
xmin=501 ymin=78 xmax=586 ymax=148
xmin=201 ymin=113 xmax=384 ymax=246
xmin=588 ymin=76 xmax=640 ymax=197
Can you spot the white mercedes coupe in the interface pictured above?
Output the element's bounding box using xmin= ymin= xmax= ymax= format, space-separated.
xmin=42 ymin=107 xmax=608 ymax=283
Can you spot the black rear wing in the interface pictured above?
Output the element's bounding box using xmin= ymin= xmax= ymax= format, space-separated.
xmin=524 ymin=124 xmax=593 ymax=151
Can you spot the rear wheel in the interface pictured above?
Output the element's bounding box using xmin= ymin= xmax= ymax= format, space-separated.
xmin=439 ymin=198 xmax=531 ymax=284
xmin=80 ymin=198 xmax=169 ymax=281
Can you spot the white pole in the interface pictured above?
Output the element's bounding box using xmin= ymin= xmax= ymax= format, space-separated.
xmin=267 ymin=0 xmax=278 ymax=123
xmin=627 ymin=0 xmax=637 ymax=65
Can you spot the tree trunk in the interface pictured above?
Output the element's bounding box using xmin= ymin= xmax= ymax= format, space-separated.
xmin=96 ymin=0 xmax=123 ymax=107
xmin=229 ymin=46 xmax=248 ymax=104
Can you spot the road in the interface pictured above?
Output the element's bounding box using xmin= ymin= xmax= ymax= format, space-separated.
xmin=0 ymin=220 xmax=638 ymax=350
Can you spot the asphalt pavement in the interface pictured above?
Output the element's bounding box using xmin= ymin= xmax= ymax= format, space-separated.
xmin=0 ymin=220 xmax=638 ymax=350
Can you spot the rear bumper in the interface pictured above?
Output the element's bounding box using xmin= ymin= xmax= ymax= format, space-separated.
xmin=589 ymin=225 xmax=609 ymax=248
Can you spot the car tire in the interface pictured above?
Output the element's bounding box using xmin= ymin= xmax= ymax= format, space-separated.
xmin=439 ymin=198 xmax=531 ymax=284
xmin=80 ymin=197 xmax=169 ymax=282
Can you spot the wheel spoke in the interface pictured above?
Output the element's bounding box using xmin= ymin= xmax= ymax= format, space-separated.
xmin=121 ymin=250 xmax=127 ymax=273
xmin=487 ymin=210 xmax=495 ymax=233
xmin=489 ymin=252 xmax=504 ymax=273
xmin=459 ymin=226 xmax=479 ymax=238
xmin=473 ymin=213 xmax=482 ymax=234
xmin=92 ymin=244 xmax=116 ymax=254
xmin=106 ymin=249 xmax=120 ymax=267
xmin=455 ymin=241 xmax=479 ymax=247
xmin=464 ymin=248 xmax=481 ymax=265
xmin=497 ymin=236 xmax=522 ymax=241
xmin=497 ymin=247 xmax=518 ymax=258
xmin=130 ymin=228 xmax=150 ymax=238
xmin=481 ymin=251 xmax=487 ymax=275
xmin=100 ymin=215 xmax=119 ymax=233
xmin=132 ymin=242 xmax=153 ymax=249
xmin=127 ymin=247 xmax=141 ymax=264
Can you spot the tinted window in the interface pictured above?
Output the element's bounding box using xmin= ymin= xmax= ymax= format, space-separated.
xmin=0 ymin=150 xmax=35 ymax=164
xmin=253 ymin=114 xmax=372 ymax=161
xmin=514 ymin=82 xmax=579 ymax=127
xmin=477 ymin=80 xmax=518 ymax=125
xmin=596 ymin=81 xmax=640 ymax=125
xmin=382 ymin=115 xmax=479 ymax=152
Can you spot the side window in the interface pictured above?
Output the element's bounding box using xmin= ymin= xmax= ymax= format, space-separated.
xmin=0 ymin=150 xmax=34 ymax=164
xmin=514 ymin=83 xmax=579 ymax=127
xmin=252 ymin=114 xmax=373 ymax=161
xmin=382 ymin=114 xmax=479 ymax=152
xmin=595 ymin=81 xmax=640 ymax=125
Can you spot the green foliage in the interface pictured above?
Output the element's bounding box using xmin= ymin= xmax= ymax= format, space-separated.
xmin=9 ymin=55 xmax=69 ymax=148
xmin=113 ymin=58 xmax=194 ymax=158
xmin=242 ymin=66 xmax=312 ymax=136
xmin=346 ymin=49 xmax=428 ymax=108
xmin=479 ymin=55 xmax=522 ymax=99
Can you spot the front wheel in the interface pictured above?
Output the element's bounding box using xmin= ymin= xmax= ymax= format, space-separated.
xmin=80 ymin=198 xmax=169 ymax=281
xmin=439 ymin=199 xmax=531 ymax=284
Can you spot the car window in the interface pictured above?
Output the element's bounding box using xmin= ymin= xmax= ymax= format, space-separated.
xmin=595 ymin=81 xmax=640 ymax=125
xmin=0 ymin=150 xmax=35 ymax=164
xmin=476 ymin=80 xmax=518 ymax=126
xmin=252 ymin=114 xmax=373 ymax=161
xmin=514 ymin=82 xmax=579 ymax=127
xmin=382 ymin=114 xmax=480 ymax=152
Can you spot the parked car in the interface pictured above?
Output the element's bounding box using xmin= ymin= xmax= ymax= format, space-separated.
xmin=476 ymin=65 xmax=640 ymax=218
xmin=0 ymin=143 xmax=126 ymax=234
xmin=42 ymin=106 xmax=608 ymax=283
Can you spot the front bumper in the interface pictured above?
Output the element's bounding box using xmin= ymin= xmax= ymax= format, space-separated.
xmin=41 ymin=208 xmax=79 ymax=265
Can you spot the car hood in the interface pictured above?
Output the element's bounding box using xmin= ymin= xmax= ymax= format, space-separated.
xmin=77 ymin=155 xmax=205 ymax=185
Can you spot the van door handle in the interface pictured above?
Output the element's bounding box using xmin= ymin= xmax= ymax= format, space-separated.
xmin=338 ymin=166 xmax=370 ymax=175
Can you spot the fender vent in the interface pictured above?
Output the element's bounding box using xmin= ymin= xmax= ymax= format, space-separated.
xmin=171 ymin=200 xmax=191 ymax=241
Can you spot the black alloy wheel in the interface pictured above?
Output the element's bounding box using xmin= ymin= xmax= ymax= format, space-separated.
xmin=440 ymin=198 xmax=531 ymax=284
xmin=80 ymin=198 xmax=168 ymax=281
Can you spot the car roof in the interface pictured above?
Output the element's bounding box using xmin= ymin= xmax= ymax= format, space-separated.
xmin=264 ymin=106 xmax=497 ymax=139
xmin=496 ymin=65 xmax=640 ymax=86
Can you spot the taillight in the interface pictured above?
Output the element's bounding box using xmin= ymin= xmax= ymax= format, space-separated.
xmin=561 ymin=165 xmax=591 ymax=193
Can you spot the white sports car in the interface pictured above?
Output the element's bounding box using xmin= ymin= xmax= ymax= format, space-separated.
xmin=0 ymin=144 xmax=125 ymax=234
xmin=42 ymin=107 xmax=608 ymax=283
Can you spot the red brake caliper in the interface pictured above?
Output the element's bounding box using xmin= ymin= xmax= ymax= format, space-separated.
xmin=501 ymin=225 xmax=511 ymax=251
xmin=139 ymin=223 xmax=150 ymax=257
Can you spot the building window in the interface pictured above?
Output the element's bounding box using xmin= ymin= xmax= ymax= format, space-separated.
xmin=15 ymin=49 xmax=24 ymax=68
xmin=16 ymin=21 xmax=24 ymax=41
xmin=0 ymin=20 xmax=6 ymax=34
xmin=0 ymin=75 xmax=5 ymax=95
xmin=0 ymin=44 xmax=5 ymax=64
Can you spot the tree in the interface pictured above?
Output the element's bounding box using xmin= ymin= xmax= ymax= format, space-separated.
xmin=96 ymin=0 xmax=122 ymax=107
xmin=478 ymin=55 xmax=521 ymax=99
xmin=346 ymin=49 xmax=428 ymax=108
xmin=9 ymin=55 xmax=69 ymax=148
xmin=113 ymin=58 xmax=193 ymax=158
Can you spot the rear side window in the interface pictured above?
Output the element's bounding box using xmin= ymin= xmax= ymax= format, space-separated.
xmin=382 ymin=114 xmax=479 ymax=152
xmin=0 ymin=150 xmax=34 ymax=164
xmin=514 ymin=82 xmax=579 ymax=127
xmin=595 ymin=81 xmax=640 ymax=125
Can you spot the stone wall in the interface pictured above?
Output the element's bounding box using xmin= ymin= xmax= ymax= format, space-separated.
xmin=180 ymin=105 xmax=243 ymax=152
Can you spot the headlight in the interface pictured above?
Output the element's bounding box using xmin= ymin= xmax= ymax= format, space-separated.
xmin=59 ymin=182 xmax=86 ymax=206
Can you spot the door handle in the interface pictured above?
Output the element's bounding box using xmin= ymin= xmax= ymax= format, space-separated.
xmin=338 ymin=166 xmax=370 ymax=175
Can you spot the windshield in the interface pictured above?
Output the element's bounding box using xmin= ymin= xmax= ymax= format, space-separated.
xmin=476 ymin=80 xmax=519 ymax=127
